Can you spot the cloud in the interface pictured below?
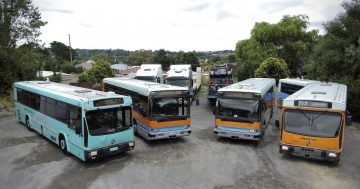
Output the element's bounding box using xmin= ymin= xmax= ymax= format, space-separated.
xmin=41 ymin=8 xmax=73 ymax=14
xmin=216 ymin=10 xmax=237 ymax=20
xmin=259 ymin=0 xmax=302 ymax=13
xmin=78 ymin=22 xmax=93 ymax=28
xmin=183 ymin=2 xmax=210 ymax=12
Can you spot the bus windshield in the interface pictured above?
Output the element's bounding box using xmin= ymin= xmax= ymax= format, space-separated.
xmin=284 ymin=109 xmax=341 ymax=138
xmin=167 ymin=79 xmax=190 ymax=87
xmin=217 ymin=98 xmax=259 ymax=122
xmin=86 ymin=107 xmax=132 ymax=136
xmin=151 ymin=97 xmax=189 ymax=121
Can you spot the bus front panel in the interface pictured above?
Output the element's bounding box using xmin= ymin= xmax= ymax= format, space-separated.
xmin=279 ymin=108 xmax=344 ymax=162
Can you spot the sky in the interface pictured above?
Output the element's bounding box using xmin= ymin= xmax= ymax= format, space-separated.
xmin=33 ymin=0 xmax=345 ymax=51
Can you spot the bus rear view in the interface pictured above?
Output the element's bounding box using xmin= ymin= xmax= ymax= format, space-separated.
xmin=276 ymin=82 xmax=351 ymax=163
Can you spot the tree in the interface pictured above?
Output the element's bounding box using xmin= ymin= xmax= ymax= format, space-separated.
xmin=79 ymin=61 xmax=113 ymax=84
xmin=153 ymin=49 xmax=170 ymax=70
xmin=50 ymin=41 xmax=75 ymax=63
xmin=255 ymin=57 xmax=290 ymax=82
xmin=0 ymin=0 xmax=47 ymax=94
xmin=306 ymin=0 xmax=360 ymax=113
xmin=235 ymin=15 xmax=318 ymax=80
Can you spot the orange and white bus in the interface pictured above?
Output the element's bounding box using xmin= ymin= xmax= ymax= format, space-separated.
xmin=103 ymin=78 xmax=191 ymax=140
xmin=214 ymin=78 xmax=276 ymax=140
xmin=275 ymin=82 xmax=351 ymax=163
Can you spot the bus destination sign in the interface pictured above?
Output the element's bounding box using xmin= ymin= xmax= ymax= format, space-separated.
xmin=295 ymin=100 xmax=331 ymax=108
xmin=93 ymin=98 xmax=123 ymax=107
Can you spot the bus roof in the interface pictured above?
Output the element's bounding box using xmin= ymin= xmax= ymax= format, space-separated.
xmin=103 ymin=78 xmax=189 ymax=96
xmin=283 ymin=82 xmax=347 ymax=110
xmin=279 ymin=78 xmax=320 ymax=86
xmin=219 ymin=78 xmax=275 ymax=97
xmin=14 ymin=81 xmax=126 ymax=103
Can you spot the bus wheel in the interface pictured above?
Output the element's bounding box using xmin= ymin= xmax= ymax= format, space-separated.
xmin=25 ymin=116 xmax=32 ymax=131
xmin=59 ymin=135 xmax=68 ymax=154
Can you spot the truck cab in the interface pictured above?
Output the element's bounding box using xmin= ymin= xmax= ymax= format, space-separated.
xmin=135 ymin=64 xmax=163 ymax=83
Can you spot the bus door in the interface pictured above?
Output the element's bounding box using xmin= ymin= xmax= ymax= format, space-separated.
xmin=67 ymin=106 xmax=84 ymax=154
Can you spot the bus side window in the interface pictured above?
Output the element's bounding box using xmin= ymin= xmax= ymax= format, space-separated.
xmin=69 ymin=106 xmax=81 ymax=130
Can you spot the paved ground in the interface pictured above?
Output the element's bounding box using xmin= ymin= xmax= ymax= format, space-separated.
xmin=0 ymin=97 xmax=360 ymax=189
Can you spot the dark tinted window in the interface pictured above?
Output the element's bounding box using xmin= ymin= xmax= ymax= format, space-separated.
xmin=46 ymin=98 xmax=56 ymax=118
xmin=56 ymin=101 xmax=68 ymax=123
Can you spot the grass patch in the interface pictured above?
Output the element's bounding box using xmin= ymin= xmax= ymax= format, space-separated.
xmin=0 ymin=95 xmax=13 ymax=110
xmin=196 ymin=85 xmax=208 ymax=97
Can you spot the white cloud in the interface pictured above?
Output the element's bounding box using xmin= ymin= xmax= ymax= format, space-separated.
xmin=33 ymin=0 xmax=344 ymax=51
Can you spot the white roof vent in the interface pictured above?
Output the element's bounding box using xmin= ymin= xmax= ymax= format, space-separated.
xmin=311 ymin=91 xmax=326 ymax=95
xmin=75 ymin=89 xmax=91 ymax=93
xmin=38 ymin=81 xmax=51 ymax=84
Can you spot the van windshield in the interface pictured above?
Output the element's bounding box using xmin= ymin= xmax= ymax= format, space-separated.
xmin=166 ymin=78 xmax=190 ymax=87
xmin=135 ymin=76 xmax=156 ymax=82
xmin=284 ymin=109 xmax=341 ymax=137
xmin=86 ymin=107 xmax=132 ymax=136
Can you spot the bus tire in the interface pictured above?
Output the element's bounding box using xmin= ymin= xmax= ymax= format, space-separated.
xmin=25 ymin=116 xmax=32 ymax=131
xmin=59 ymin=135 xmax=68 ymax=154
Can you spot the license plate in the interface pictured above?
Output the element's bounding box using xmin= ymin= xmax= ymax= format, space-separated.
xmin=110 ymin=146 xmax=118 ymax=152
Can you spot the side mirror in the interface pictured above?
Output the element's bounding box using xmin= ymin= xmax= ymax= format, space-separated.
xmin=346 ymin=111 xmax=352 ymax=126
xmin=196 ymin=98 xmax=200 ymax=106
xmin=275 ymin=120 xmax=280 ymax=129
xmin=213 ymin=108 xmax=216 ymax=115
xmin=75 ymin=124 xmax=82 ymax=135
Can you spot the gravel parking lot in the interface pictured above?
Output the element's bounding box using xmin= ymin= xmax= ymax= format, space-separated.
xmin=0 ymin=97 xmax=359 ymax=189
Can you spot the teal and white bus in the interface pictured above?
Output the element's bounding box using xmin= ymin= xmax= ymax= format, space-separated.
xmin=14 ymin=81 xmax=135 ymax=161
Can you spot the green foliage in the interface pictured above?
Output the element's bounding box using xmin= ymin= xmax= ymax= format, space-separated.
xmin=235 ymin=15 xmax=318 ymax=80
xmin=0 ymin=0 xmax=46 ymax=94
xmin=153 ymin=49 xmax=171 ymax=70
xmin=123 ymin=50 xmax=154 ymax=65
xmin=79 ymin=61 xmax=113 ymax=84
xmin=50 ymin=41 xmax=75 ymax=64
xmin=61 ymin=62 xmax=77 ymax=74
xmin=174 ymin=51 xmax=200 ymax=71
xmin=255 ymin=57 xmax=290 ymax=82
xmin=305 ymin=0 xmax=360 ymax=113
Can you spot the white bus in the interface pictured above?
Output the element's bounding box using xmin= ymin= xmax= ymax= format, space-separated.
xmin=135 ymin=64 xmax=163 ymax=83
xmin=14 ymin=81 xmax=135 ymax=161
xmin=276 ymin=82 xmax=351 ymax=163
xmin=214 ymin=78 xmax=276 ymax=140
xmin=277 ymin=78 xmax=319 ymax=107
xmin=103 ymin=78 xmax=192 ymax=140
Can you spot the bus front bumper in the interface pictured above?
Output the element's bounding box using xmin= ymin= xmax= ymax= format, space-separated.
xmin=84 ymin=141 xmax=135 ymax=161
xmin=214 ymin=127 xmax=261 ymax=140
xmin=279 ymin=144 xmax=340 ymax=162
xmin=136 ymin=125 xmax=191 ymax=141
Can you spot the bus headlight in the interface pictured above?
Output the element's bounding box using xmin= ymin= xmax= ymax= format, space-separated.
xmin=89 ymin=151 xmax=98 ymax=157
xmin=152 ymin=128 xmax=159 ymax=132
xmin=281 ymin=145 xmax=289 ymax=151
xmin=129 ymin=142 xmax=135 ymax=147
xmin=328 ymin=152 xmax=337 ymax=158
xmin=249 ymin=129 xmax=255 ymax=133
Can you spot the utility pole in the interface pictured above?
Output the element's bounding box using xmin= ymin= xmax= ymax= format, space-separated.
xmin=68 ymin=34 xmax=73 ymax=65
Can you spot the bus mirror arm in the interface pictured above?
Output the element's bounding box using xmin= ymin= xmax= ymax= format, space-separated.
xmin=275 ymin=120 xmax=280 ymax=130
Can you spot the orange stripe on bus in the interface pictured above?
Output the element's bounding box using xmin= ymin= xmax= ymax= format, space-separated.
xmin=133 ymin=111 xmax=191 ymax=128
xmin=215 ymin=119 xmax=261 ymax=129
